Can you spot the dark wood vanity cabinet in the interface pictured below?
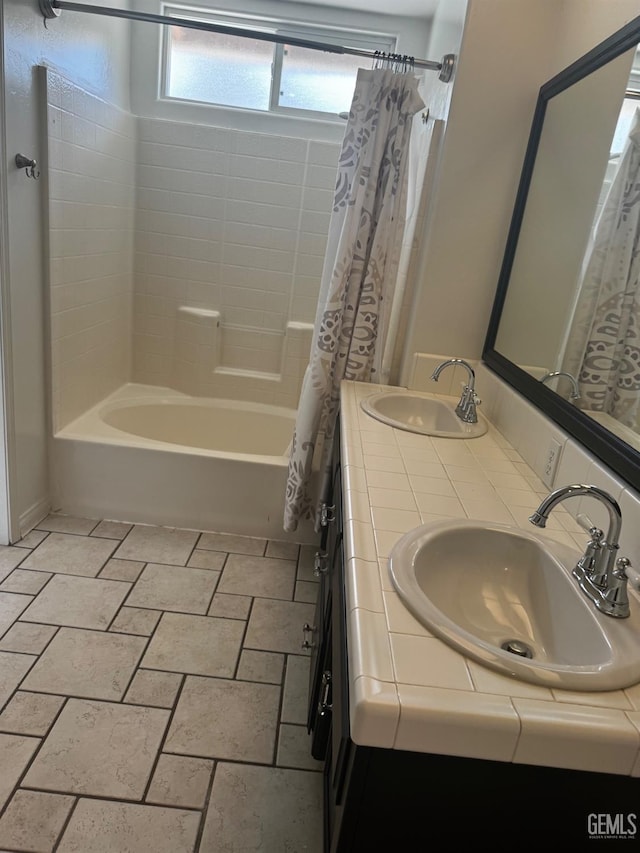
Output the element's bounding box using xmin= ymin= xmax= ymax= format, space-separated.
xmin=308 ymin=425 xmax=640 ymax=852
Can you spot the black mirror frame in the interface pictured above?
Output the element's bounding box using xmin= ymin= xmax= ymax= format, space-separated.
xmin=483 ymin=14 xmax=640 ymax=492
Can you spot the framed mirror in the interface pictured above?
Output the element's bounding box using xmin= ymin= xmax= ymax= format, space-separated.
xmin=483 ymin=14 xmax=640 ymax=492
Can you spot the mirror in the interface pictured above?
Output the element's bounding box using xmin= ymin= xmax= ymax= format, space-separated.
xmin=484 ymin=15 xmax=640 ymax=492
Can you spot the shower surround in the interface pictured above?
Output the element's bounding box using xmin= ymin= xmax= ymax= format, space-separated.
xmin=45 ymin=68 xmax=337 ymax=540
xmin=46 ymin=68 xmax=339 ymax=431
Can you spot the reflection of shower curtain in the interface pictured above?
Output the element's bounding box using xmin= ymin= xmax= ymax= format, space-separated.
xmin=283 ymin=68 xmax=424 ymax=533
xmin=562 ymin=107 xmax=640 ymax=428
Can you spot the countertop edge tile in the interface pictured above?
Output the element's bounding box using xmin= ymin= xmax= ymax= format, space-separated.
xmin=511 ymin=697 xmax=640 ymax=775
xmin=350 ymin=675 xmax=400 ymax=748
xmin=394 ymin=684 xmax=520 ymax=762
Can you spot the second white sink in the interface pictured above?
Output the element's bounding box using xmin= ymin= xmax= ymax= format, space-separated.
xmin=389 ymin=518 xmax=640 ymax=691
xmin=361 ymin=390 xmax=487 ymax=438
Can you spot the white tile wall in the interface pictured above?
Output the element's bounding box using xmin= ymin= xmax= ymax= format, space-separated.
xmin=46 ymin=91 xmax=341 ymax=415
xmin=46 ymin=71 xmax=136 ymax=431
xmin=134 ymin=117 xmax=339 ymax=400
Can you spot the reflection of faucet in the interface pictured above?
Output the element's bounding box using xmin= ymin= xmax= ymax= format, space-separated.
xmin=529 ymin=483 xmax=631 ymax=618
xmin=430 ymin=358 xmax=480 ymax=424
xmin=540 ymin=371 xmax=580 ymax=400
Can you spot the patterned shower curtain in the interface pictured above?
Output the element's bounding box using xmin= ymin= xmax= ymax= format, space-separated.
xmin=283 ymin=68 xmax=424 ymax=533
xmin=562 ymin=107 xmax=640 ymax=428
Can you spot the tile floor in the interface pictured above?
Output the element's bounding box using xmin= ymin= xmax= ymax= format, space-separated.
xmin=0 ymin=514 xmax=325 ymax=852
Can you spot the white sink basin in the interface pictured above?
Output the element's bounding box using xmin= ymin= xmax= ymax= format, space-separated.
xmin=360 ymin=390 xmax=487 ymax=438
xmin=389 ymin=518 xmax=640 ymax=691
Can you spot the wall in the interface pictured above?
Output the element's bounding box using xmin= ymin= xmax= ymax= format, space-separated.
xmin=2 ymin=0 xmax=132 ymax=538
xmin=133 ymin=116 xmax=338 ymax=406
xmin=400 ymin=0 xmax=640 ymax=383
xmin=46 ymin=71 xmax=136 ymax=431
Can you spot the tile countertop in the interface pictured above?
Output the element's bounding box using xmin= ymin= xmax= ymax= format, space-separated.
xmin=339 ymin=380 xmax=640 ymax=777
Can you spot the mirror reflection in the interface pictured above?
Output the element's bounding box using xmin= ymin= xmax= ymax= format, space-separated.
xmin=494 ymin=42 xmax=640 ymax=450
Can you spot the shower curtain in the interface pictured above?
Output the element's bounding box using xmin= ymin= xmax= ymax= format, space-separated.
xmin=562 ymin=107 xmax=640 ymax=429
xmin=283 ymin=67 xmax=424 ymax=533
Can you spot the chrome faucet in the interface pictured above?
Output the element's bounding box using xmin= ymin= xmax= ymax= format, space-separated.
xmin=540 ymin=371 xmax=580 ymax=400
xmin=430 ymin=358 xmax=480 ymax=424
xmin=529 ymin=484 xmax=631 ymax=618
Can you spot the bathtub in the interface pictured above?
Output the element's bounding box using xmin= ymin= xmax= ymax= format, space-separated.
xmin=51 ymin=384 xmax=316 ymax=542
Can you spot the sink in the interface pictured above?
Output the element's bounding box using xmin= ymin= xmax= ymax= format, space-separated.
xmin=360 ymin=390 xmax=487 ymax=438
xmin=389 ymin=518 xmax=640 ymax=691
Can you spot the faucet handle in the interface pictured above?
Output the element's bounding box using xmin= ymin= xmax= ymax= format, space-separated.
xmin=577 ymin=526 xmax=605 ymax=576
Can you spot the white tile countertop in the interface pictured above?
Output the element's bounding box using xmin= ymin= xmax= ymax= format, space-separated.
xmin=339 ymin=380 xmax=640 ymax=777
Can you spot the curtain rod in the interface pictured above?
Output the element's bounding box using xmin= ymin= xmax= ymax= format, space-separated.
xmin=38 ymin=0 xmax=455 ymax=81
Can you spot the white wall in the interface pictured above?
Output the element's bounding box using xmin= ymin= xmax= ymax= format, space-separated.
xmin=46 ymin=71 xmax=136 ymax=431
xmin=400 ymin=0 xmax=640 ymax=383
xmin=133 ymin=115 xmax=338 ymax=405
xmin=2 ymin=0 xmax=132 ymax=537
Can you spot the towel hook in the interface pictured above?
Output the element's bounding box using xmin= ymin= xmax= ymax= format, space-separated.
xmin=15 ymin=154 xmax=40 ymax=180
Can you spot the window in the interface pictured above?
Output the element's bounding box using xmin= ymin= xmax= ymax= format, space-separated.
xmin=162 ymin=6 xmax=396 ymax=118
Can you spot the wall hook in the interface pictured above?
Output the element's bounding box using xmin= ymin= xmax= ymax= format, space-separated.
xmin=15 ymin=154 xmax=40 ymax=180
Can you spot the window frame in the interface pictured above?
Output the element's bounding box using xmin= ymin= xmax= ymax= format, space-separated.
xmin=160 ymin=4 xmax=397 ymax=121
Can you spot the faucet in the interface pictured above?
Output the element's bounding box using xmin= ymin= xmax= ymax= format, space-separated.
xmin=540 ymin=371 xmax=580 ymax=400
xmin=430 ymin=358 xmax=480 ymax=424
xmin=529 ymin=483 xmax=631 ymax=618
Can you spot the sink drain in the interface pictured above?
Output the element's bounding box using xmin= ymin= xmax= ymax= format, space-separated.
xmin=501 ymin=639 xmax=533 ymax=658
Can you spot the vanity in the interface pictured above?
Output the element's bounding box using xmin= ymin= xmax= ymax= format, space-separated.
xmin=308 ymin=14 xmax=640 ymax=850
xmin=308 ymin=380 xmax=640 ymax=851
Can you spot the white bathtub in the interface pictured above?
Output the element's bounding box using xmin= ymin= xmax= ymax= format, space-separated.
xmin=51 ymin=384 xmax=315 ymax=542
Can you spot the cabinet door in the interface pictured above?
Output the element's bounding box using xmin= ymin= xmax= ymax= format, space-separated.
xmin=307 ymin=450 xmax=342 ymax=739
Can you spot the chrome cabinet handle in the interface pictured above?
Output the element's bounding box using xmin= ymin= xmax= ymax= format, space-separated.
xmin=317 ymin=670 xmax=332 ymax=714
xmin=320 ymin=503 xmax=336 ymax=527
xmin=314 ymin=551 xmax=329 ymax=577
xmin=301 ymin=622 xmax=316 ymax=650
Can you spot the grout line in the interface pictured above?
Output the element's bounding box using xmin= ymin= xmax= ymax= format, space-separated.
xmin=52 ymin=794 xmax=80 ymax=853
xmin=139 ymin=671 xmax=188 ymax=805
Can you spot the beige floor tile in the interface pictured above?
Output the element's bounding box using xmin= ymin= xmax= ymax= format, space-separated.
xmin=207 ymin=592 xmax=252 ymax=619
xmin=244 ymin=598 xmax=315 ymax=654
xmin=0 ymin=789 xmax=75 ymax=853
xmin=164 ymin=676 xmax=280 ymax=762
xmin=14 ymin=530 xmax=48 ymax=549
xmin=99 ymin=558 xmax=145 ymax=582
xmin=146 ymin=754 xmax=214 ymax=808
xmin=200 ymin=763 xmax=323 ymax=852
xmin=217 ymin=554 xmax=296 ymax=600
xmin=266 ymin=540 xmax=300 ymax=560
xmin=23 ymin=628 xmax=146 ymax=701
xmin=0 ymin=651 xmax=37 ymax=710
xmin=0 ymin=570 xmax=51 ymax=595
xmin=236 ymin=649 xmax=284 ymax=684
xmin=142 ymin=613 xmax=243 ymax=677
xmin=282 ymin=655 xmax=311 ymax=725
xmin=57 ymin=799 xmax=200 ymax=853
xmin=197 ymin=531 xmax=266 ymax=555
xmin=114 ymin=525 xmax=198 ymax=565
xmin=126 ymin=563 xmax=219 ymax=614
xmin=37 ymin=514 xmax=99 ymax=535
xmin=90 ymin=520 xmax=133 ymax=540
xmin=21 ymin=534 xmax=117 ymax=578
xmin=24 ymin=698 xmax=170 ymax=799
xmin=276 ymin=724 xmax=324 ymax=771
xmin=0 ymin=547 xmax=29 ymax=576
xmin=295 ymin=580 xmax=319 ymax=603
xmin=0 ymin=734 xmax=40 ymax=810
xmin=109 ymin=606 xmax=161 ymax=636
xmin=0 ymin=691 xmax=65 ymax=736
xmin=124 ymin=670 xmax=183 ymax=708
xmin=187 ymin=549 xmax=226 ymax=570
xmin=20 ymin=575 xmax=131 ymax=630
xmin=0 ymin=592 xmax=33 ymax=636
xmin=0 ymin=622 xmax=57 ymax=655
